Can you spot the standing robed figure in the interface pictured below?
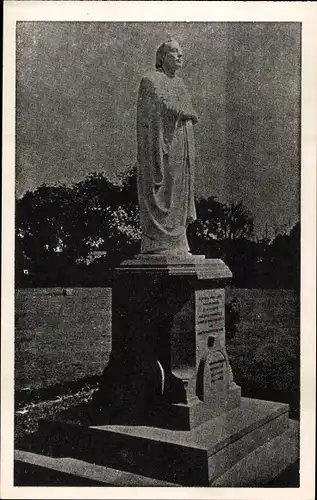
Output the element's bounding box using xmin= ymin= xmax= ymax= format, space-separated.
xmin=137 ymin=39 xmax=198 ymax=256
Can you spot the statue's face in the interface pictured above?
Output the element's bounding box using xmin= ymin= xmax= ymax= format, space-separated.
xmin=162 ymin=41 xmax=183 ymax=73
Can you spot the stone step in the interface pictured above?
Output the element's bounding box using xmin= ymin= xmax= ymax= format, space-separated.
xmin=15 ymin=419 xmax=299 ymax=487
xmin=36 ymin=398 xmax=293 ymax=486
xmin=211 ymin=419 xmax=299 ymax=487
xmin=14 ymin=450 xmax=180 ymax=486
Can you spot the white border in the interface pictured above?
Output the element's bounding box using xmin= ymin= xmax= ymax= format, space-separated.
xmin=2 ymin=2 xmax=317 ymax=499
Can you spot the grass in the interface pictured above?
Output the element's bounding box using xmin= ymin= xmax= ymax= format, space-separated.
xmin=227 ymin=288 xmax=299 ymax=418
xmin=15 ymin=287 xmax=112 ymax=391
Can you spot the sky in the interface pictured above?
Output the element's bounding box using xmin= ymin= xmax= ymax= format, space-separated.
xmin=16 ymin=22 xmax=300 ymax=237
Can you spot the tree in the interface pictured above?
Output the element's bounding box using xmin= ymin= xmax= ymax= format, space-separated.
xmin=267 ymin=221 xmax=300 ymax=289
xmin=15 ymin=167 xmax=142 ymax=286
xmin=188 ymin=197 xmax=255 ymax=279
xmin=15 ymin=184 xmax=77 ymax=286
xmin=72 ymin=167 xmax=141 ymax=267
xmin=223 ymin=201 xmax=254 ymax=240
xmin=190 ymin=197 xmax=254 ymax=242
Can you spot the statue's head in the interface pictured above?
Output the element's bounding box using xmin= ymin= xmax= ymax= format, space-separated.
xmin=155 ymin=39 xmax=183 ymax=75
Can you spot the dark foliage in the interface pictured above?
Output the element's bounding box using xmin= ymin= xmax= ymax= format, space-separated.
xmin=16 ymin=167 xmax=299 ymax=289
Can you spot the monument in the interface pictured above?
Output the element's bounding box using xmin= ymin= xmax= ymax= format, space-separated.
xmin=91 ymin=39 xmax=241 ymax=427
xmin=15 ymin=39 xmax=298 ymax=487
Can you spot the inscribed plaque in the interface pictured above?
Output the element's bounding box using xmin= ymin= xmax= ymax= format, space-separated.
xmin=195 ymin=289 xmax=225 ymax=364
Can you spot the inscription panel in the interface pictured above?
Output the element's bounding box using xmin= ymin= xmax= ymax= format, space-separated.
xmin=203 ymin=351 xmax=227 ymax=408
xmin=195 ymin=289 xmax=225 ymax=336
xmin=195 ymin=289 xmax=225 ymax=364
xmin=209 ymin=358 xmax=225 ymax=383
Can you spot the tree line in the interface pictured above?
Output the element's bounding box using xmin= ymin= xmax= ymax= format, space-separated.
xmin=16 ymin=165 xmax=299 ymax=289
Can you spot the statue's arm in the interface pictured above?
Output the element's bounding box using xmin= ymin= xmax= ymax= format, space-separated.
xmin=179 ymin=81 xmax=198 ymax=125
xmin=137 ymin=75 xmax=165 ymax=183
xmin=137 ymin=76 xmax=160 ymax=123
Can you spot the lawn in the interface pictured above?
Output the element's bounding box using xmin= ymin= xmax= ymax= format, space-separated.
xmin=15 ymin=287 xmax=112 ymax=392
xmin=227 ymin=288 xmax=299 ymax=417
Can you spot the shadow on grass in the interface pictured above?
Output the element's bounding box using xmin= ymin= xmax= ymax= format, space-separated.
xmin=15 ymin=374 xmax=101 ymax=410
xmin=240 ymin=385 xmax=299 ymax=420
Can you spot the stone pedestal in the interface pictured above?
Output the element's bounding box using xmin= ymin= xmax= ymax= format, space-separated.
xmin=15 ymin=257 xmax=299 ymax=486
xmin=95 ymin=256 xmax=241 ymax=429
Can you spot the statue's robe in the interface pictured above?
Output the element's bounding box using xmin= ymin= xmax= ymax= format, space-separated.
xmin=137 ymin=69 xmax=197 ymax=255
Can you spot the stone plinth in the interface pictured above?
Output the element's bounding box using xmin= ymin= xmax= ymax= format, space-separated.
xmin=32 ymin=398 xmax=297 ymax=487
xmin=95 ymin=257 xmax=240 ymax=429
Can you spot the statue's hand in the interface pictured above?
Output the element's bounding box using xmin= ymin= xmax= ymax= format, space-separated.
xmin=180 ymin=110 xmax=198 ymax=124
xmin=190 ymin=112 xmax=198 ymax=125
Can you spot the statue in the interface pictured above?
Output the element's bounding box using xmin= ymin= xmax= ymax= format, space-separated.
xmin=137 ymin=39 xmax=198 ymax=257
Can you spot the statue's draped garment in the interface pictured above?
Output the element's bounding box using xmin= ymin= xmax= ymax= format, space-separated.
xmin=137 ymin=70 xmax=197 ymax=254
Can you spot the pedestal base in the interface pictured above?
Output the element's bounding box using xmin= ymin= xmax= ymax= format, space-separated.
xmin=97 ymin=258 xmax=240 ymax=430
xmin=167 ymin=383 xmax=241 ymax=430
xmin=16 ymin=398 xmax=298 ymax=487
